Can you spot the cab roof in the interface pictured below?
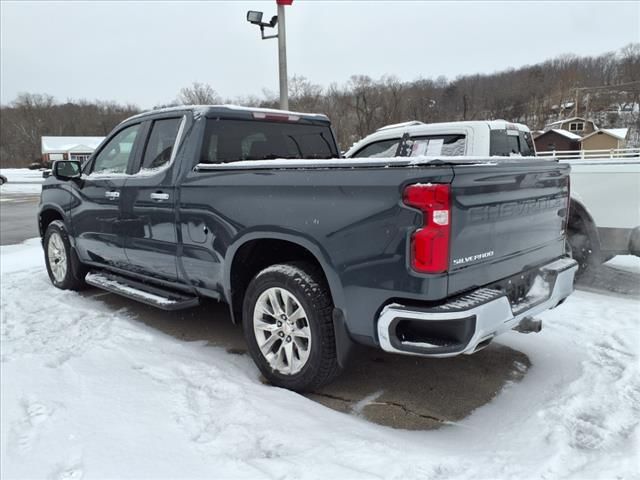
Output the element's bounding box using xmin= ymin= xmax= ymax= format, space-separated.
xmin=377 ymin=119 xmax=530 ymax=134
xmin=123 ymin=104 xmax=330 ymax=124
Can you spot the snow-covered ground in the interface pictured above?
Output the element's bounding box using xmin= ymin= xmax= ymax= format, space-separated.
xmin=606 ymin=255 xmax=640 ymax=275
xmin=1 ymin=240 xmax=639 ymax=479
xmin=0 ymin=168 xmax=44 ymax=195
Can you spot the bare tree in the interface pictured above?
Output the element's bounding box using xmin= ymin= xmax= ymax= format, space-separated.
xmin=2 ymin=45 xmax=639 ymax=168
xmin=177 ymin=82 xmax=220 ymax=105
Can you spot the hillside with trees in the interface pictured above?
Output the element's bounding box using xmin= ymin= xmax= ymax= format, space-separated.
xmin=1 ymin=44 xmax=638 ymax=167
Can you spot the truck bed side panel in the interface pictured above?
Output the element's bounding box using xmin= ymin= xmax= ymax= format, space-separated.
xmin=179 ymin=166 xmax=452 ymax=343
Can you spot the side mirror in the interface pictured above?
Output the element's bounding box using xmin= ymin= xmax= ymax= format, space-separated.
xmin=53 ymin=160 xmax=82 ymax=180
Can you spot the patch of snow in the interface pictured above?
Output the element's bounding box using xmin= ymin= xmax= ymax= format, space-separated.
xmin=602 ymin=128 xmax=629 ymax=140
xmin=606 ymin=255 xmax=640 ymax=275
xmin=1 ymin=240 xmax=638 ymax=478
xmin=41 ymin=136 xmax=104 ymax=153
xmin=0 ymin=168 xmax=45 ymax=194
xmin=376 ymin=120 xmax=424 ymax=132
xmin=124 ymin=105 xmax=328 ymax=124
xmin=196 ymin=155 xmax=511 ymax=171
xmin=551 ymin=129 xmax=582 ymax=140
xmin=86 ymin=171 xmax=132 ymax=178
xmin=0 ymin=183 xmax=42 ymax=195
xmin=0 ymin=168 xmax=45 ymax=184
xmin=0 ymin=238 xmax=44 ymax=274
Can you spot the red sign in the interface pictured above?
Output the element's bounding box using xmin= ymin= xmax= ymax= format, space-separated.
xmin=276 ymin=0 xmax=293 ymax=5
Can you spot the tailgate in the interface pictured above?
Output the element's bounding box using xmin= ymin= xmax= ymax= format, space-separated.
xmin=447 ymin=160 xmax=570 ymax=296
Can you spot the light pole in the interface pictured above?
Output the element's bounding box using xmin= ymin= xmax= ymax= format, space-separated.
xmin=276 ymin=2 xmax=288 ymax=111
xmin=246 ymin=0 xmax=293 ymax=110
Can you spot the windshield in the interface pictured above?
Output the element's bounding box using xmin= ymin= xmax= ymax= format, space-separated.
xmin=201 ymin=119 xmax=338 ymax=163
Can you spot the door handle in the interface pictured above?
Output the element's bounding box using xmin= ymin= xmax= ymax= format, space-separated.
xmin=150 ymin=192 xmax=170 ymax=201
xmin=105 ymin=191 xmax=120 ymax=200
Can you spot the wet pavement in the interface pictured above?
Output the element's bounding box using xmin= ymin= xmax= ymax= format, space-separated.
xmin=0 ymin=193 xmax=40 ymax=245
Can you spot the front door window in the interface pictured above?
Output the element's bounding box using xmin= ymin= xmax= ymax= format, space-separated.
xmin=91 ymin=124 xmax=141 ymax=174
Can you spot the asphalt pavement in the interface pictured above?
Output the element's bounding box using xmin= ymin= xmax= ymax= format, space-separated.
xmin=2 ymin=189 xmax=637 ymax=429
xmin=0 ymin=193 xmax=40 ymax=245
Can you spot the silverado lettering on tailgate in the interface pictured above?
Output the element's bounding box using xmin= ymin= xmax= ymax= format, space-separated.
xmin=468 ymin=195 xmax=564 ymax=223
xmin=453 ymin=250 xmax=495 ymax=266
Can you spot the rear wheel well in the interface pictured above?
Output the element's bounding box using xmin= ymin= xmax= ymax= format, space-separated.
xmin=229 ymin=239 xmax=329 ymax=323
xmin=39 ymin=209 xmax=64 ymax=238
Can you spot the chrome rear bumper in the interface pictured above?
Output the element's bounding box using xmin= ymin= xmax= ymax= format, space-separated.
xmin=377 ymin=257 xmax=578 ymax=357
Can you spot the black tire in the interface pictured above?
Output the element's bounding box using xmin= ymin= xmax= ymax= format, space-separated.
xmin=242 ymin=262 xmax=341 ymax=392
xmin=44 ymin=220 xmax=88 ymax=290
xmin=568 ymin=222 xmax=599 ymax=276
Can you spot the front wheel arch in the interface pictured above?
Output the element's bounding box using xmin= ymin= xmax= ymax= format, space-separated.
xmin=39 ymin=206 xmax=66 ymax=239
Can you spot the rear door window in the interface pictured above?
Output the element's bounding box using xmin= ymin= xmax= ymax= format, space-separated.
xmin=490 ymin=130 xmax=535 ymax=156
xmin=139 ymin=117 xmax=183 ymax=172
xmin=406 ymin=135 xmax=466 ymax=157
xmin=351 ymin=138 xmax=400 ymax=158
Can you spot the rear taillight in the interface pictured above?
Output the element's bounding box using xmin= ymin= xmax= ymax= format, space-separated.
xmin=403 ymin=184 xmax=451 ymax=273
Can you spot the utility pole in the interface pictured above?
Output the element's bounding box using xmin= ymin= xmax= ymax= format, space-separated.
xmin=277 ymin=2 xmax=288 ymax=110
xmin=246 ymin=0 xmax=293 ymax=111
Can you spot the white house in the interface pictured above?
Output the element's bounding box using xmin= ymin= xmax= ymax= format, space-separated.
xmin=41 ymin=136 xmax=105 ymax=165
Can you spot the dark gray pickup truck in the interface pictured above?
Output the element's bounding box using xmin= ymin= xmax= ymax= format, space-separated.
xmin=39 ymin=105 xmax=577 ymax=391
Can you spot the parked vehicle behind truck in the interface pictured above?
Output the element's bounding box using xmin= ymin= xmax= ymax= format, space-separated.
xmin=536 ymin=150 xmax=640 ymax=268
xmin=39 ymin=106 xmax=577 ymax=392
xmin=344 ymin=120 xmax=536 ymax=159
xmin=348 ymin=120 xmax=640 ymax=271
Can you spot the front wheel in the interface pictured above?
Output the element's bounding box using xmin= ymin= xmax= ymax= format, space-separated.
xmin=242 ymin=262 xmax=341 ymax=392
xmin=44 ymin=220 xmax=87 ymax=290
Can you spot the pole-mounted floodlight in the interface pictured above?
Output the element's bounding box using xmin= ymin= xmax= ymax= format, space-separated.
xmin=246 ymin=1 xmax=293 ymax=110
xmin=246 ymin=11 xmax=278 ymax=32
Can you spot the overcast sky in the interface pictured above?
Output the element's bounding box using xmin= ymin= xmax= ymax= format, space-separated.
xmin=1 ymin=1 xmax=638 ymax=108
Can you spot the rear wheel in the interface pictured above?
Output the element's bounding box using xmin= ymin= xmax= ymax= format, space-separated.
xmin=242 ymin=262 xmax=341 ymax=392
xmin=44 ymin=220 xmax=87 ymax=290
xmin=567 ymin=217 xmax=599 ymax=275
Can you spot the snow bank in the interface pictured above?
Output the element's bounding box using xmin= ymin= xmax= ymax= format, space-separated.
xmin=606 ymin=255 xmax=640 ymax=275
xmin=0 ymin=169 xmax=44 ymax=195
xmin=1 ymin=240 xmax=638 ymax=479
xmin=0 ymin=169 xmax=45 ymax=184
xmin=0 ymin=183 xmax=42 ymax=195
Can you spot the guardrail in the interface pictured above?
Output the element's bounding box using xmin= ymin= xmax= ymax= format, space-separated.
xmin=536 ymin=147 xmax=640 ymax=160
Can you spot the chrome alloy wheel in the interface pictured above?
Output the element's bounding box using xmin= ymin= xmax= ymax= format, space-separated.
xmin=253 ymin=287 xmax=312 ymax=375
xmin=47 ymin=232 xmax=67 ymax=282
